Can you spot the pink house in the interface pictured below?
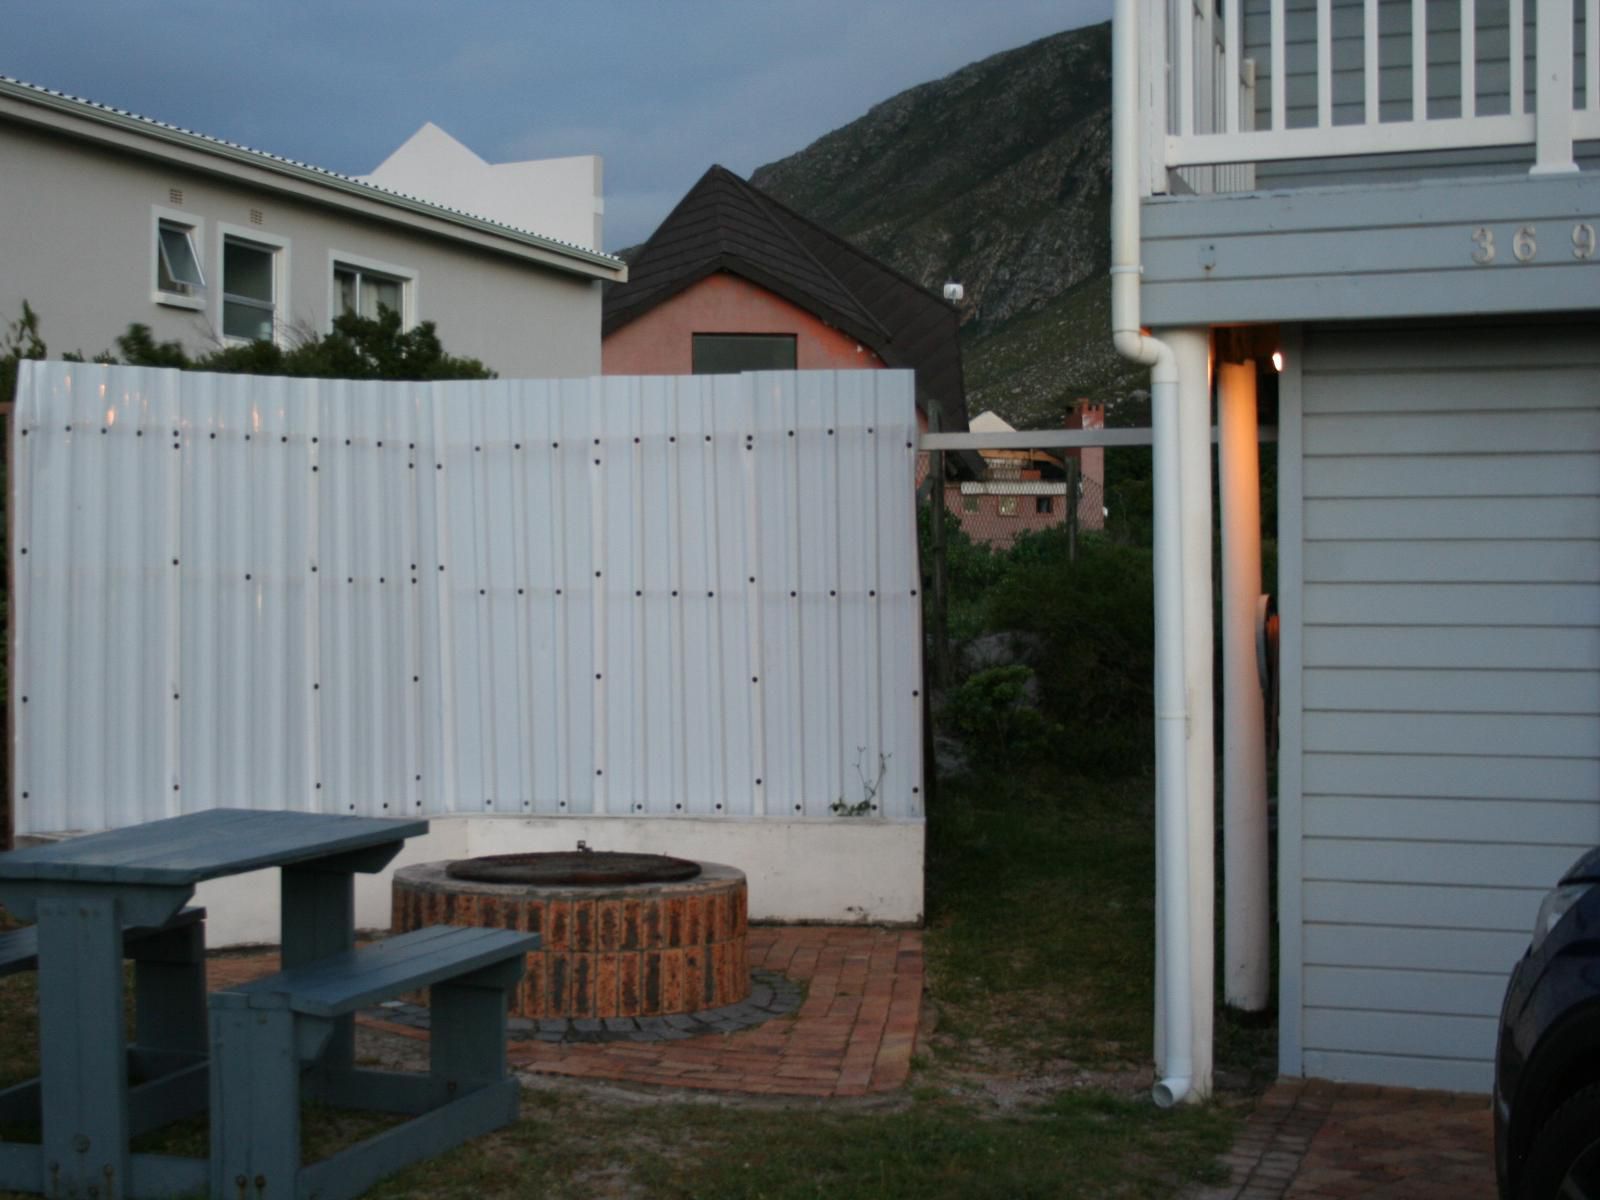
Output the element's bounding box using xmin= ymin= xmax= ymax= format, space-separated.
xmin=942 ymin=406 xmax=1106 ymax=550
xmin=601 ymin=166 xmax=970 ymax=441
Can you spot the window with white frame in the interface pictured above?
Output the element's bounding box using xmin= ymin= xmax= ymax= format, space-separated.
xmin=222 ymin=235 xmax=279 ymax=341
xmin=152 ymin=210 xmax=205 ymax=308
xmin=333 ymin=261 xmax=408 ymax=321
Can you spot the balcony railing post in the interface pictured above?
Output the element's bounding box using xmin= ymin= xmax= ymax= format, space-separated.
xmin=1139 ymin=0 xmax=1170 ymax=194
xmin=1531 ymin=0 xmax=1578 ymax=174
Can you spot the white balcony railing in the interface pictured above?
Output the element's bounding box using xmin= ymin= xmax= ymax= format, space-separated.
xmin=1143 ymin=0 xmax=1599 ymax=195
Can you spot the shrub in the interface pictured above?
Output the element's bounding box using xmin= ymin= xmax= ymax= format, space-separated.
xmin=114 ymin=308 xmax=494 ymax=381
xmin=2 ymin=302 xmax=495 ymax=405
xmin=982 ymin=536 xmax=1155 ymax=776
xmin=942 ymin=664 xmax=1061 ymax=772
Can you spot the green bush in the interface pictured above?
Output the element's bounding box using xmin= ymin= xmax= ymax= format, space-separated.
xmin=114 ymin=308 xmax=494 ymax=381
xmin=942 ymin=664 xmax=1061 ymax=772
xmin=982 ymin=536 xmax=1155 ymax=776
xmin=916 ymin=501 xmax=1008 ymax=643
xmin=2 ymin=302 xmax=494 ymax=406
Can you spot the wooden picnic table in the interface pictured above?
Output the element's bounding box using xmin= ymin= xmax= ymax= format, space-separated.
xmin=0 ymin=807 xmax=427 ymax=1200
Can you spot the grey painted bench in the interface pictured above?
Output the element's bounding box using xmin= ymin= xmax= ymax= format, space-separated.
xmin=209 ymin=923 xmax=539 ymax=1200
xmin=0 ymin=905 xmax=207 ymax=977
xmin=0 ymin=907 xmax=210 ymax=1132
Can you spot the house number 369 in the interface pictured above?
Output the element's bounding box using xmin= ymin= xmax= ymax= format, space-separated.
xmin=1471 ymin=223 xmax=1597 ymax=263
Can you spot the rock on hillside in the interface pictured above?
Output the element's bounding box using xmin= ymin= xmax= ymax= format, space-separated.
xmin=750 ymin=22 xmax=1144 ymax=427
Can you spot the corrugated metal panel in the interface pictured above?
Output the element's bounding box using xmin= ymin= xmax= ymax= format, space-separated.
xmin=11 ymin=362 xmax=924 ymax=833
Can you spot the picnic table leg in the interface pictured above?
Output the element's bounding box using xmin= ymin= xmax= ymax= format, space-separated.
xmin=209 ymin=994 xmax=301 ymax=1200
xmin=280 ymin=865 xmax=356 ymax=1073
xmin=35 ymin=896 xmax=130 ymax=1200
xmin=131 ymin=916 xmax=208 ymax=1058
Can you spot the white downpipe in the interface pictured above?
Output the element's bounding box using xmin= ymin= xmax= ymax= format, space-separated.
xmin=1112 ymin=0 xmax=1196 ymax=1110
xmin=1175 ymin=327 xmax=1215 ymax=1101
xmin=1219 ymin=361 xmax=1270 ymax=1011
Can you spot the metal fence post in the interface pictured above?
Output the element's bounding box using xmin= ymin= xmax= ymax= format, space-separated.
xmin=1066 ymin=457 xmax=1080 ymax=564
xmin=927 ymin=405 xmax=950 ymax=691
xmin=2 ymin=400 xmax=11 ymax=851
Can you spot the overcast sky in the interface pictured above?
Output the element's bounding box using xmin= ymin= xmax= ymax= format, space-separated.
xmin=3 ymin=1 xmax=1109 ymax=251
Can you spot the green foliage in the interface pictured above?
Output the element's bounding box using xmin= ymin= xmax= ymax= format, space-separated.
xmin=921 ymin=493 xmax=1156 ymax=779
xmin=980 ymin=536 xmax=1156 ymax=777
xmin=0 ymin=302 xmax=48 ymax=407
xmin=830 ymin=749 xmax=889 ymax=817
xmin=115 ymin=308 xmax=495 ymax=381
xmin=3 ymin=303 xmax=496 ymax=406
xmin=917 ymin=501 xmax=1008 ymax=642
xmin=942 ymin=665 xmax=1061 ymax=771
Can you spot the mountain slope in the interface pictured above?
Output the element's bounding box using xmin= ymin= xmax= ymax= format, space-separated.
xmin=750 ymin=22 xmax=1143 ymax=427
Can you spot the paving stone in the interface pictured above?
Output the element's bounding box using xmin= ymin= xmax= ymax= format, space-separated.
xmin=603 ymin=1017 xmax=638 ymax=1033
xmin=230 ymin=926 xmax=926 ymax=1098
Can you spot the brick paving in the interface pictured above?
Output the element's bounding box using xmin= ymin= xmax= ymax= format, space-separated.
xmin=1186 ymin=1078 xmax=1495 ymax=1200
xmin=206 ymin=924 xmax=924 ymax=1100
xmin=212 ymin=937 xmax=1497 ymax=1189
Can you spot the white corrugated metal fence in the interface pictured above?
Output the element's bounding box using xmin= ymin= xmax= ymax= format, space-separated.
xmin=11 ymin=363 xmax=923 ymax=833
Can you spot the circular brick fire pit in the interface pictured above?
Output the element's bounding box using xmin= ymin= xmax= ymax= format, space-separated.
xmin=391 ymin=855 xmax=749 ymax=1021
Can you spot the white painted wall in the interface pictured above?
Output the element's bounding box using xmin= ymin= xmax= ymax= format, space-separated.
xmin=0 ymin=119 xmax=604 ymax=378
xmin=185 ymin=813 xmax=923 ymax=945
xmin=361 ymin=123 xmax=603 ymax=251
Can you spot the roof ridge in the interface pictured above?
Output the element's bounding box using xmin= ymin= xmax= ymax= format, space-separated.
xmin=716 ymin=169 xmax=891 ymax=342
xmin=0 ymin=74 xmax=623 ymax=267
xmin=732 ymin=168 xmax=956 ymax=312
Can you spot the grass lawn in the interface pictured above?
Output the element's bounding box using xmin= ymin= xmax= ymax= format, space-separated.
xmin=0 ymin=770 xmax=1267 ymax=1198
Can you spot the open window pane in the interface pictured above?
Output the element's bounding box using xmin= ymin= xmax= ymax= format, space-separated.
xmin=157 ymin=222 xmax=204 ymax=294
xmin=691 ymin=334 xmax=797 ymax=374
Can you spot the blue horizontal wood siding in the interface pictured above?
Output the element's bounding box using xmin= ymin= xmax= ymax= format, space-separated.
xmin=1284 ymin=320 xmax=1600 ymax=1092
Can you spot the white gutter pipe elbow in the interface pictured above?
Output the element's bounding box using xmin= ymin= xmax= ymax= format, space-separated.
xmin=1152 ymin=1076 xmax=1192 ymax=1109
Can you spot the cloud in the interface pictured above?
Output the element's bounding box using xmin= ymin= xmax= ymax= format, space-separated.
xmin=2 ymin=0 xmax=1109 ymax=248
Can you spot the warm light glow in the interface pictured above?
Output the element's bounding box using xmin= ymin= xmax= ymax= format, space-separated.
xmin=1271 ymin=351 xmax=1284 ymax=373
xmin=105 ymin=409 xmax=116 ymax=427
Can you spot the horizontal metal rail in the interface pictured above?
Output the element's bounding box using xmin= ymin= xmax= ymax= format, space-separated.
xmin=920 ymin=427 xmax=1278 ymax=450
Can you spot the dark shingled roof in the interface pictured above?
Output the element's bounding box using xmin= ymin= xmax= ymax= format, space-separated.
xmin=604 ymin=165 xmax=969 ymax=432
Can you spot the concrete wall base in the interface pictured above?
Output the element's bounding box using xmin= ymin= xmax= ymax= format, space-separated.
xmin=187 ymin=816 xmax=925 ymax=946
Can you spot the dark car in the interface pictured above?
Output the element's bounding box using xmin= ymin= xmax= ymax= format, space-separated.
xmin=1495 ymin=845 xmax=1600 ymax=1199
